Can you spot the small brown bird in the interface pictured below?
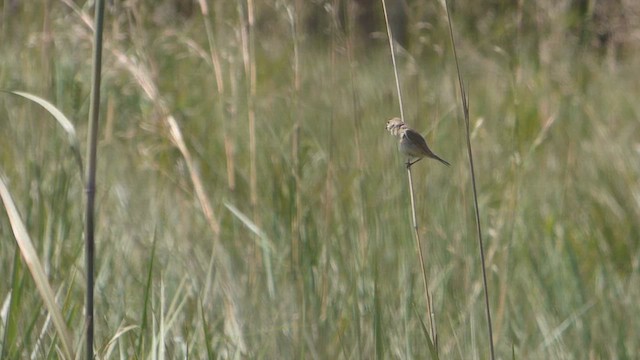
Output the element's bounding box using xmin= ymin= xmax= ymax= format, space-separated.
xmin=386 ymin=117 xmax=450 ymax=168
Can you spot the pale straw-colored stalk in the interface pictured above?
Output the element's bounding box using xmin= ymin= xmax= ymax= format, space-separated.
xmin=381 ymin=0 xmax=438 ymax=352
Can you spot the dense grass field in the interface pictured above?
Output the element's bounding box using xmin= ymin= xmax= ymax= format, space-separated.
xmin=1 ymin=1 xmax=639 ymax=358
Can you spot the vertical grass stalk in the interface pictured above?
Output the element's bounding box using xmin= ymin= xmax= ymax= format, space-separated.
xmin=246 ymin=0 xmax=258 ymax=223
xmin=286 ymin=1 xmax=306 ymax=355
xmin=84 ymin=0 xmax=106 ymax=358
xmin=287 ymin=2 xmax=301 ymax=273
xmin=406 ymin=167 xmax=437 ymax=346
xmin=381 ymin=0 xmax=437 ymax=350
xmin=444 ymin=2 xmax=495 ymax=359
xmin=238 ymin=0 xmax=261 ymax=288
xmin=319 ymin=0 xmax=340 ymax=320
xmin=197 ymin=0 xmax=235 ymax=191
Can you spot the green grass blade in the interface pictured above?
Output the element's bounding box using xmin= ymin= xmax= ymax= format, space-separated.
xmin=199 ymin=298 xmax=216 ymax=360
xmin=136 ymin=228 xmax=157 ymax=358
xmin=0 ymin=173 xmax=74 ymax=360
xmin=1 ymin=248 xmax=25 ymax=359
xmin=414 ymin=306 xmax=440 ymax=360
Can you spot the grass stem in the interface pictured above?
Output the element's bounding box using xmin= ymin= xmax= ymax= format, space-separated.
xmin=407 ymin=167 xmax=437 ymax=348
xmin=444 ymin=1 xmax=495 ymax=359
xmin=84 ymin=0 xmax=106 ymax=358
xmin=381 ymin=0 xmax=437 ymax=351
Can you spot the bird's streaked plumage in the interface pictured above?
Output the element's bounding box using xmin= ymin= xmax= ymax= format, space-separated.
xmin=386 ymin=117 xmax=450 ymax=167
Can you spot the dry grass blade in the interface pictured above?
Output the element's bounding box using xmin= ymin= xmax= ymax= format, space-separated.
xmin=224 ymin=202 xmax=275 ymax=298
xmin=102 ymin=324 xmax=138 ymax=359
xmin=166 ymin=117 xmax=246 ymax=350
xmin=224 ymin=202 xmax=274 ymax=252
xmin=62 ymin=0 xmax=222 ymax=238
xmin=3 ymin=90 xmax=84 ymax=177
xmin=167 ymin=115 xmax=220 ymax=236
xmin=0 ymin=174 xmax=74 ymax=360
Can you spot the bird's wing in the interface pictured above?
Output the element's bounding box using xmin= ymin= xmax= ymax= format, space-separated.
xmin=405 ymin=129 xmax=433 ymax=155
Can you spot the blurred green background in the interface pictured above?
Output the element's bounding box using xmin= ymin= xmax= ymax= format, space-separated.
xmin=1 ymin=0 xmax=639 ymax=358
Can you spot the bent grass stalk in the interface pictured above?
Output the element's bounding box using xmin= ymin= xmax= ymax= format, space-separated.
xmin=4 ymin=91 xmax=84 ymax=176
xmin=2 ymin=83 xmax=89 ymax=360
xmin=381 ymin=0 xmax=438 ymax=353
xmin=0 ymin=176 xmax=74 ymax=360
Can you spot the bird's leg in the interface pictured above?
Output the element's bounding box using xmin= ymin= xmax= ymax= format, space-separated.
xmin=407 ymin=158 xmax=422 ymax=168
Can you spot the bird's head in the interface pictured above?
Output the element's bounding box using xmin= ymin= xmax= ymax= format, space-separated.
xmin=386 ymin=117 xmax=406 ymax=136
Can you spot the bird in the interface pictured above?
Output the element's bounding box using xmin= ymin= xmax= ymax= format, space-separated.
xmin=386 ymin=117 xmax=450 ymax=168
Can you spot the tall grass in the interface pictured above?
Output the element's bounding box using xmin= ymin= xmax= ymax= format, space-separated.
xmin=1 ymin=1 xmax=639 ymax=358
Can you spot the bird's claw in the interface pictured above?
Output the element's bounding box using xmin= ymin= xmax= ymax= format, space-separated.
xmin=406 ymin=158 xmax=421 ymax=169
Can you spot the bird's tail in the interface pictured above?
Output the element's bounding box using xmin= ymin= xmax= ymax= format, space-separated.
xmin=432 ymin=153 xmax=450 ymax=166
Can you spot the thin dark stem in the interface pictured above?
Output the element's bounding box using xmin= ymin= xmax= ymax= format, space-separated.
xmin=85 ymin=0 xmax=105 ymax=359
xmin=445 ymin=2 xmax=495 ymax=359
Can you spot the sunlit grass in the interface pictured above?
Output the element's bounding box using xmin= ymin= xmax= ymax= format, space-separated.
xmin=1 ymin=2 xmax=639 ymax=358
